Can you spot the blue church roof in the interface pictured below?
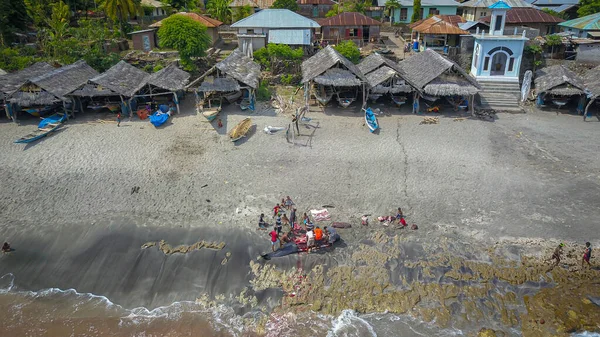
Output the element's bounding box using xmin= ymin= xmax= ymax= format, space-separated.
xmin=488 ymin=1 xmax=512 ymax=9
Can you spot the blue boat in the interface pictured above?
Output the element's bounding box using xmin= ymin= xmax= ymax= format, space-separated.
xmin=15 ymin=113 xmax=67 ymax=144
xmin=364 ymin=108 xmax=379 ymax=133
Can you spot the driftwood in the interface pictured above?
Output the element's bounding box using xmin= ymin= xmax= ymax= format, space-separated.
xmin=271 ymin=94 xmax=289 ymax=113
xmin=420 ymin=117 xmax=439 ymax=125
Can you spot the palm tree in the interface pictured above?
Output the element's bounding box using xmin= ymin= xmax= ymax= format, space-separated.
xmin=207 ymin=0 xmax=232 ymax=24
xmin=101 ymin=0 xmax=138 ymax=37
xmin=384 ymin=0 xmax=400 ymax=24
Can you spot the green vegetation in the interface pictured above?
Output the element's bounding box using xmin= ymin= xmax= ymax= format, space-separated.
xmin=207 ymin=0 xmax=232 ymax=24
xmin=334 ymin=40 xmax=360 ymax=64
xmin=0 ymin=0 xmax=28 ymax=47
xmin=157 ymin=14 xmax=211 ymax=70
xmin=256 ymin=80 xmax=271 ymax=101
xmin=384 ymin=0 xmax=400 ymax=23
xmin=411 ymin=0 xmax=421 ymax=23
xmin=0 ymin=46 xmax=40 ymax=71
xmin=253 ymin=43 xmax=303 ymax=74
xmin=578 ymin=0 xmax=600 ymax=17
xmin=100 ymin=0 xmax=139 ymax=37
xmin=232 ymin=5 xmax=253 ymax=22
xmin=326 ymin=0 xmax=371 ymax=17
xmin=541 ymin=8 xmax=567 ymax=19
xmin=280 ymin=74 xmax=297 ymax=85
xmin=525 ymin=44 xmax=543 ymax=72
xmin=271 ymin=0 xmax=298 ymax=11
xmin=545 ymin=35 xmax=562 ymax=59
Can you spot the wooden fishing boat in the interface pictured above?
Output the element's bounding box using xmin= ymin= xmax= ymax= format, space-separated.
xmin=200 ymin=98 xmax=222 ymax=121
xmin=369 ymin=94 xmax=382 ymax=102
xmin=552 ymin=99 xmax=569 ymax=107
xmin=421 ymin=94 xmax=438 ymax=102
xmin=391 ymin=95 xmax=407 ymax=107
xmin=15 ymin=113 xmax=67 ymax=144
xmin=229 ymin=117 xmax=252 ymax=142
xmin=364 ymin=108 xmax=379 ymax=133
xmin=314 ymin=85 xmax=333 ymax=105
xmin=23 ymin=105 xmax=56 ymax=117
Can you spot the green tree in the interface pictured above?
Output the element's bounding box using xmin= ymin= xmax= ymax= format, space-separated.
xmin=166 ymin=0 xmax=191 ymax=10
xmin=334 ymin=40 xmax=360 ymax=64
xmin=411 ymin=0 xmax=421 ymax=23
xmin=24 ymin=0 xmax=54 ymax=27
xmin=207 ymin=0 xmax=232 ymax=24
xmin=525 ymin=44 xmax=543 ymax=72
xmin=541 ymin=8 xmax=567 ymax=19
xmin=545 ymin=34 xmax=562 ymax=59
xmin=578 ymin=0 xmax=600 ymax=17
xmin=384 ymin=0 xmax=400 ymax=23
xmin=232 ymin=5 xmax=253 ymax=22
xmin=271 ymin=0 xmax=298 ymax=11
xmin=0 ymin=0 xmax=29 ymax=47
xmin=100 ymin=0 xmax=138 ymax=37
xmin=157 ymin=15 xmax=211 ymax=70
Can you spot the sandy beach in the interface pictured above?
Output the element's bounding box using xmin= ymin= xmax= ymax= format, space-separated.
xmin=1 ymin=94 xmax=600 ymax=336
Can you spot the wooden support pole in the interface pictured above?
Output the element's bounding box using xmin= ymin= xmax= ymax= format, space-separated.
xmin=62 ymin=100 xmax=69 ymax=120
xmin=174 ymin=92 xmax=180 ymax=114
xmin=470 ymin=94 xmax=475 ymax=114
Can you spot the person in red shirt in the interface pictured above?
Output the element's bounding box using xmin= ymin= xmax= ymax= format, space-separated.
xmin=399 ymin=217 xmax=407 ymax=227
xmin=273 ymin=204 xmax=281 ymax=217
xmin=269 ymin=227 xmax=279 ymax=252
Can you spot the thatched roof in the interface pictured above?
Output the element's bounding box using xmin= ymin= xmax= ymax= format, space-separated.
xmin=0 ymin=62 xmax=55 ymax=97
xmin=313 ymin=68 xmax=362 ymax=86
xmin=197 ymin=77 xmax=241 ymax=92
xmin=366 ymin=66 xmax=412 ymax=94
xmin=69 ymin=61 xmax=150 ymax=97
xmin=398 ymin=49 xmax=479 ymax=96
xmin=216 ymin=50 xmax=261 ymax=89
xmin=535 ymin=65 xmax=585 ymax=96
xmin=583 ymin=66 xmax=600 ymax=98
xmin=301 ymin=45 xmax=366 ymax=85
xmin=145 ymin=63 xmax=190 ymax=92
xmin=9 ymin=60 xmax=98 ymax=106
xmin=32 ymin=60 xmax=98 ymax=99
xmin=358 ymin=53 xmax=400 ymax=75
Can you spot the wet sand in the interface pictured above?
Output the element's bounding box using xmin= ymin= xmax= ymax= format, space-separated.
xmin=1 ymin=96 xmax=600 ymax=335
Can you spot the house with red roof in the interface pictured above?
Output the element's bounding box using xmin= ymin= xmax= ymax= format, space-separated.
xmin=479 ymin=7 xmax=564 ymax=35
xmin=317 ymin=12 xmax=382 ymax=46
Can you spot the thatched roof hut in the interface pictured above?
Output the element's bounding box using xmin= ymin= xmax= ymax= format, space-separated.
xmin=214 ymin=50 xmax=261 ymax=89
xmin=301 ymin=45 xmax=366 ymax=87
xmin=0 ymin=62 xmax=55 ymax=100
xmin=398 ymin=49 xmax=479 ymax=96
xmin=535 ymin=65 xmax=585 ymax=96
xmin=9 ymin=60 xmax=98 ymax=106
xmin=145 ymin=63 xmax=190 ymax=92
xmin=69 ymin=61 xmax=149 ymax=98
xmin=197 ymin=78 xmax=241 ymax=93
xmin=584 ymin=66 xmax=600 ymax=98
xmin=366 ymin=66 xmax=413 ymax=94
xmin=357 ymin=53 xmax=400 ymax=75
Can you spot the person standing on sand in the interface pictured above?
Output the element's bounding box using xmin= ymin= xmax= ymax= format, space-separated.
xmin=275 ymin=215 xmax=283 ymax=234
xmin=396 ymin=208 xmax=403 ymax=220
xmin=269 ymin=227 xmax=279 ymax=252
xmin=582 ymin=242 xmax=592 ymax=268
xmin=258 ymin=213 xmax=267 ymax=229
xmin=550 ymin=243 xmax=564 ymax=267
xmin=117 ymin=112 xmax=121 ymax=127
xmin=273 ymin=204 xmax=281 ymax=217
xmin=284 ymin=196 xmax=294 ymax=210
xmin=306 ymin=229 xmax=315 ymax=252
xmin=290 ymin=208 xmax=297 ymax=225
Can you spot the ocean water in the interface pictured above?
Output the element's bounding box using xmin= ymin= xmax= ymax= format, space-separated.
xmin=1 ymin=273 xmax=597 ymax=337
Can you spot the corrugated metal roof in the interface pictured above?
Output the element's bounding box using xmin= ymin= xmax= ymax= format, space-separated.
xmin=298 ymin=0 xmax=335 ymax=4
xmin=409 ymin=15 xmax=465 ymax=28
xmin=460 ymin=0 xmax=533 ymax=8
xmin=389 ymin=0 xmax=460 ymax=6
xmin=318 ymin=12 xmax=382 ymax=26
xmin=268 ymin=29 xmax=312 ymax=45
xmin=231 ymin=9 xmax=320 ymax=28
xmin=411 ymin=16 xmax=469 ymax=34
xmin=479 ymin=7 xmax=564 ymax=24
xmin=533 ymin=0 xmax=578 ymax=5
xmin=150 ymin=12 xmax=223 ymax=28
xmin=538 ymin=4 xmax=576 ymax=12
xmin=559 ymin=12 xmax=600 ymax=30
xmin=459 ymin=21 xmax=489 ymax=30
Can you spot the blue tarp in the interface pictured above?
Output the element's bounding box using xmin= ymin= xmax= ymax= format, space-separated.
xmin=150 ymin=112 xmax=169 ymax=127
xmin=159 ymin=104 xmax=169 ymax=113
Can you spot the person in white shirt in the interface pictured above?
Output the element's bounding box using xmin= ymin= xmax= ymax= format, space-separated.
xmin=306 ymin=229 xmax=315 ymax=252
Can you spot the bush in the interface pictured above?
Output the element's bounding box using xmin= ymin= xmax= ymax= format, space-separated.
xmin=280 ymin=74 xmax=296 ymax=85
xmin=334 ymin=41 xmax=361 ymax=64
xmin=143 ymin=64 xmax=153 ymax=72
xmin=256 ymin=80 xmax=271 ymax=101
xmin=0 ymin=47 xmax=40 ymax=72
xmin=153 ymin=64 xmax=164 ymax=72
xmin=253 ymin=43 xmax=303 ymax=74
xmin=254 ymin=47 xmax=270 ymax=69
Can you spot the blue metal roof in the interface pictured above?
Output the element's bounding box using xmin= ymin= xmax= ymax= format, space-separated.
xmin=268 ymin=29 xmax=311 ymax=45
xmin=532 ymin=0 xmax=578 ymax=5
xmin=538 ymin=4 xmax=577 ymax=12
xmin=489 ymin=1 xmax=512 ymax=9
xmin=231 ymin=9 xmax=320 ymax=28
xmin=559 ymin=12 xmax=600 ymax=30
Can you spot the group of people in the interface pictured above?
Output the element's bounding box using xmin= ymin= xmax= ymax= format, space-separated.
xmin=549 ymin=242 xmax=593 ymax=268
xmin=259 ymin=196 xmax=337 ymax=253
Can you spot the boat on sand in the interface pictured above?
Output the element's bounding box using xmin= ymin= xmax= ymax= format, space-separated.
xmin=229 ymin=118 xmax=252 ymax=142
xmin=15 ymin=113 xmax=67 ymax=144
xmin=364 ymin=108 xmax=379 ymax=133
